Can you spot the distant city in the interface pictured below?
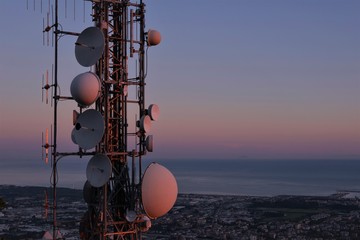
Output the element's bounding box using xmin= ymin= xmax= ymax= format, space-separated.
xmin=1 ymin=185 xmax=360 ymax=239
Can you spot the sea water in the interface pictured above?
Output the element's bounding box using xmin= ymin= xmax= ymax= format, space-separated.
xmin=160 ymin=159 xmax=360 ymax=196
xmin=1 ymin=158 xmax=360 ymax=196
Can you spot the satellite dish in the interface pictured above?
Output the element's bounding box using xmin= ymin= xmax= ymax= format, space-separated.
xmin=142 ymin=163 xmax=177 ymax=219
xmin=147 ymin=29 xmax=161 ymax=46
xmin=75 ymin=27 xmax=105 ymax=67
xmin=83 ymin=180 xmax=97 ymax=204
xmin=70 ymin=72 xmax=101 ymax=107
xmin=140 ymin=115 xmax=152 ymax=133
xmin=148 ymin=104 xmax=160 ymax=121
xmin=71 ymin=128 xmax=77 ymax=144
xmin=73 ymin=109 xmax=105 ymax=150
xmin=86 ymin=153 xmax=112 ymax=188
xmin=145 ymin=135 xmax=153 ymax=152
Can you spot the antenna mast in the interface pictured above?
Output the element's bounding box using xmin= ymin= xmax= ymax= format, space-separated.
xmin=39 ymin=0 xmax=177 ymax=239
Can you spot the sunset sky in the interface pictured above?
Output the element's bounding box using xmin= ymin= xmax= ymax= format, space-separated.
xmin=0 ymin=0 xmax=359 ymax=169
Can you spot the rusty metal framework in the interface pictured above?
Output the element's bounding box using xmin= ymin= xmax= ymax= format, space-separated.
xmin=82 ymin=1 xmax=149 ymax=239
xmin=40 ymin=0 xmax=168 ymax=239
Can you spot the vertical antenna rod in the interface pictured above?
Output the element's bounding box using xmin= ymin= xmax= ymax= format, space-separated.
xmin=52 ymin=0 xmax=59 ymax=239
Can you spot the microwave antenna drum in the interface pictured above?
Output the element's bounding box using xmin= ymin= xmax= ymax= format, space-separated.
xmin=70 ymin=72 xmax=101 ymax=107
xmin=142 ymin=163 xmax=178 ymax=219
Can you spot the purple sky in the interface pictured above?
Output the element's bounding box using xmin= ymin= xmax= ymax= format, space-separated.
xmin=0 ymin=0 xmax=359 ymax=167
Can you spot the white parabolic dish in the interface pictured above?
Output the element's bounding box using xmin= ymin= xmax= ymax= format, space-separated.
xmin=75 ymin=27 xmax=105 ymax=67
xmin=70 ymin=72 xmax=101 ymax=107
xmin=73 ymin=109 xmax=105 ymax=150
xmin=86 ymin=154 xmax=112 ymax=188
xmin=141 ymin=163 xmax=178 ymax=219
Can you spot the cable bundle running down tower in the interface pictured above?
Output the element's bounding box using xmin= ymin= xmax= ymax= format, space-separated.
xmin=41 ymin=0 xmax=178 ymax=239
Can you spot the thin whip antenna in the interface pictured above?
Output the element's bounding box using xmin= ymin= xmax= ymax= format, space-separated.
xmin=50 ymin=124 xmax=53 ymax=164
xmin=73 ymin=0 xmax=76 ymax=21
xmin=65 ymin=0 xmax=67 ymax=18
xmin=26 ymin=0 xmax=28 ymax=10
xmin=47 ymin=12 xmax=50 ymax=46
xmin=83 ymin=0 xmax=85 ymax=23
xmin=41 ymin=0 xmax=43 ymax=13
xmin=33 ymin=0 xmax=35 ymax=11
xmin=42 ymin=132 xmax=44 ymax=162
xmin=46 ymin=70 xmax=49 ymax=104
xmin=45 ymin=128 xmax=49 ymax=164
xmin=42 ymin=74 xmax=44 ymax=102
xmin=51 ymin=64 xmax=54 ymax=107
xmin=51 ymin=5 xmax=54 ymax=47
xmin=42 ymin=18 xmax=45 ymax=46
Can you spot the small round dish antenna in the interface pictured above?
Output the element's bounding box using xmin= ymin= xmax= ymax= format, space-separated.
xmin=140 ymin=216 xmax=152 ymax=232
xmin=71 ymin=128 xmax=78 ymax=144
xmin=147 ymin=29 xmax=161 ymax=46
xmin=148 ymin=104 xmax=160 ymax=121
xmin=75 ymin=27 xmax=105 ymax=67
xmin=73 ymin=109 xmax=105 ymax=150
xmin=142 ymin=163 xmax=178 ymax=219
xmin=140 ymin=115 xmax=152 ymax=133
xmin=70 ymin=72 xmax=101 ymax=107
xmin=145 ymin=135 xmax=153 ymax=152
xmin=125 ymin=209 xmax=137 ymax=222
xmin=86 ymin=154 xmax=112 ymax=188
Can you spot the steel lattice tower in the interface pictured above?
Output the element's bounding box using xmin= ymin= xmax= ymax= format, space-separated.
xmin=40 ymin=0 xmax=176 ymax=239
xmin=84 ymin=1 xmax=148 ymax=239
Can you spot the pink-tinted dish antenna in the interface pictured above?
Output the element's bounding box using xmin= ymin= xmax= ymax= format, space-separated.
xmin=145 ymin=135 xmax=153 ymax=152
xmin=70 ymin=72 xmax=101 ymax=107
xmin=141 ymin=163 xmax=178 ymax=219
xmin=147 ymin=29 xmax=161 ymax=46
xmin=148 ymin=104 xmax=159 ymax=121
xmin=140 ymin=115 xmax=152 ymax=133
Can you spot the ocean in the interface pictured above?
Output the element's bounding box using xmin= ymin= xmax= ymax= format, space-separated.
xmin=1 ymin=158 xmax=360 ymax=197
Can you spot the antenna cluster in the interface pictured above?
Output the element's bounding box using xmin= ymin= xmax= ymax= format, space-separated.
xmin=36 ymin=0 xmax=177 ymax=239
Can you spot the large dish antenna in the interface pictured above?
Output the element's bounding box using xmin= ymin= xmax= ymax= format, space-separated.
xmin=70 ymin=72 xmax=101 ymax=107
xmin=86 ymin=154 xmax=112 ymax=188
xmin=141 ymin=163 xmax=178 ymax=219
xmin=73 ymin=109 xmax=105 ymax=150
xmin=75 ymin=27 xmax=105 ymax=67
xmin=148 ymin=104 xmax=160 ymax=121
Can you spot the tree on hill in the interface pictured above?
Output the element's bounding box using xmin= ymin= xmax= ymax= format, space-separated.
xmin=0 ymin=197 xmax=6 ymax=210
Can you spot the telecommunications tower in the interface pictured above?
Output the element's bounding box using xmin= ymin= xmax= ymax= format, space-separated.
xmin=40 ymin=0 xmax=178 ymax=239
